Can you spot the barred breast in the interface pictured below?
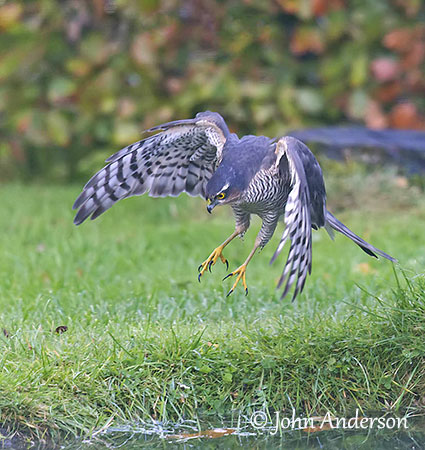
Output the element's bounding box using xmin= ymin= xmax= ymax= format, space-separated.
xmin=238 ymin=169 xmax=289 ymax=218
xmin=231 ymin=169 xmax=291 ymax=247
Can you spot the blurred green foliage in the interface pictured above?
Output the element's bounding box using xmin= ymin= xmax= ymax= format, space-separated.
xmin=0 ymin=0 xmax=424 ymax=181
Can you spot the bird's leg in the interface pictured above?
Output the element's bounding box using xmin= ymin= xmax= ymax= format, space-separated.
xmin=223 ymin=213 xmax=277 ymax=297
xmin=223 ymin=241 xmax=260 ymax=297
xmin=198 ymin=230 xmax=240 ymax=281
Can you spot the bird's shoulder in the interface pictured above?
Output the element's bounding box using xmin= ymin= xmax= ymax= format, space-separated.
xmin=223 ymin=134 xmax=274 ymax=162
xmin=275 ymin=136 xmax=327 ymax=227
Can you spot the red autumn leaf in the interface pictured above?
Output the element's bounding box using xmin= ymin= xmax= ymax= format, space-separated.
xmin=383 ymin=26 xmax=425 ymax=54
xmin=383 ymin=28 xmax=414 ymax=53
xmin=375 ymin=81 xmax=402 ymax=103
xmin=290 ymin=28 xmax=325 ymax=55
xmin=401 ymin=42 xmax=425 ymax=70
xmin=388 ymin=103 xmax=425 ymax=130
xmin=312 ymin=0 xmax=344 ymax=17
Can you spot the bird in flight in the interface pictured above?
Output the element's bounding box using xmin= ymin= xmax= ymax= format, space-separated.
xmin=73 ymin=111 xmax=395 ymax=300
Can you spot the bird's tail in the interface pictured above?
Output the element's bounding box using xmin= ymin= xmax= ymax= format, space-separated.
xmin=325 ymin=210 xmax=396 ymax=262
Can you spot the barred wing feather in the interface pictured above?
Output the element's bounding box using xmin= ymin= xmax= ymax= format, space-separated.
xmin=271 ymin=137 xmax=314 ymax=301
xmin=73 ymin=112 xmax=229 ymax=225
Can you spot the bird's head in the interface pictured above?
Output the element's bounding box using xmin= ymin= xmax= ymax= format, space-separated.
xmin=205 ymin=168 xmax=244 ymax=214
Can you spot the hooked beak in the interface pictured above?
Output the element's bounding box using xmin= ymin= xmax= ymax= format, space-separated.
xmin=206 ymin=198 xmax=219 ymax=214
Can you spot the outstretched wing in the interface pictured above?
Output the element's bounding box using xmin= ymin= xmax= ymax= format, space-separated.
xmin=73 ymin=111 xmax=229 ymax=225
xmin=270 ymin=136 xmax=326 ymax=301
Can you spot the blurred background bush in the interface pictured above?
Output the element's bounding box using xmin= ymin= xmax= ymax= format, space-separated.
xmin=0 ymin=0 xmax=424 ymax=182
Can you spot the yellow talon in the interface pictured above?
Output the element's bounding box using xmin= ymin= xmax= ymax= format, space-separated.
xmin=223 ymin=264 xmax=249 ymax=296
xmin=198 ymin=245 xmax=229 ymax=281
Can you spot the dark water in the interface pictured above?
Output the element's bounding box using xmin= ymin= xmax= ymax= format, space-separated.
xmin=2 ymin=416 xmax=425 ymax=449
xmin=75 ymin=430 xmax=423 ymax=450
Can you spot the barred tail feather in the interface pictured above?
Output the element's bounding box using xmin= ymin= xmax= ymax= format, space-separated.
xmin=325 ymin=211 xmax=396 ymax=262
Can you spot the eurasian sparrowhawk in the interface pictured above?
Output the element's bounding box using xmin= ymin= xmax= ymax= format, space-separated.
xmin=73 ymin=111 xmax=395 ymax=300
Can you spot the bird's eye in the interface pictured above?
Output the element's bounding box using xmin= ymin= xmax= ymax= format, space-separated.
xmin=217 ymin=192 xmax=226 ymax=200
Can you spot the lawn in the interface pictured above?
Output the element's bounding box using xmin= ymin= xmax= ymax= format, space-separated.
xmin=0 ymin=170 xmax=424 ymax=439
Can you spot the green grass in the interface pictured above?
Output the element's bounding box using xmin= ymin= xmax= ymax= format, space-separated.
xmin=0 ymin=174 xmax=425 ymax=440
